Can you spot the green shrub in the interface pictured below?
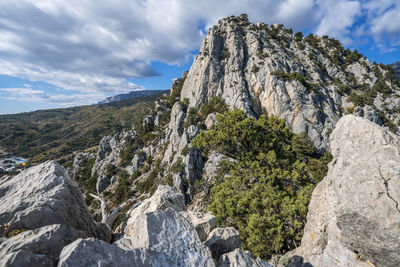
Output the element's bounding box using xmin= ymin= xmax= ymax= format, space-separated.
xmin=166 ymin=76 xmax=186 ymax=108
xmin=192 ymin=110 xmax=331 ymax=259
xmin=294 ymin=32 xmax=303 ymax=42
xmin=251 ymin=65 xmax=260 ymax=73
xmin=171 ymin=157 xmax=184 ymax=174
xmin=183 ymin=108 xmax=201 ymax=128
xmin=111 ymin=170 xmax=131 ymax=205
xmin=199 ymin=97 xmax=229 ymax=120
xmin=75 ymin=157 xmax=97 ymax=205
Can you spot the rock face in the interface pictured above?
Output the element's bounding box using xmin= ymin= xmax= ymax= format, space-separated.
xmin=124 ymin=185 xmax=186 ymax=235
xmin=180 ymin=211 xmax=217 ymax=241
xmin=0 ymin=224 xmax=87 ymax=266
xmin=205 ymin=227 xmax=242 ymax=259
xmin=288 ymin=115 xmax=400 ymax=267
xmin=58 ymin=238 xmax=176 ymax=267
xmin=128 ymin=208 xmax=215 ymax=266
xmin=180 ymin=16 xmax=399 ymax=150
xmin=0 ymin=161 xmax=108 ymax=240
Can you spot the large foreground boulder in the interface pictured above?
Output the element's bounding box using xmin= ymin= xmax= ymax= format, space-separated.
xmin=288 ymin=115 xmax=400 ymax=267
xmin=0 ymin=161 xmax=109 ymax=240
xmin=0 ymin=224 xmax=87 ymax=266
xmin=128 ymin=208 xmax=215 ymax=266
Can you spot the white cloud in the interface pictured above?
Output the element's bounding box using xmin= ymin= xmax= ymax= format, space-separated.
xmin=0 ymin=87 xmax=104 ymax=106
xmin=0 ymin=0 xmax=399 ymax=109
xmin=315 ymin=0 xmax=362 ymax=45
xmin=365 ymin=1 xmax=400 ymax=47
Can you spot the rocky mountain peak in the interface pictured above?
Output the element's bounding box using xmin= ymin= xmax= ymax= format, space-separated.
xmin=180 ymin=15 xmax=400 ymax=150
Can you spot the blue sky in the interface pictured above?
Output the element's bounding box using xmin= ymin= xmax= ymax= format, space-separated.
xmin=0 ymin=0 xmax=399 ymax=115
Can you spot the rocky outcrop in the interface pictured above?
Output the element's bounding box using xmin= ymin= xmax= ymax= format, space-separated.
xmin=179 ymin=16 xmax=399 ymax=150
xmin=180 ymin=211 xmax=216 ymax=241
xmin=288 ymin=115 xmax=400 ymax=267
xmin=0 ymin=161 xmax=109 ymax=240
xmin=58 ymin=238 xmax=176 ymax=267
xmin=205 ymin=227 xmax=242 ymax=259
xmin=352 ymin=106 xmax=382 ymax=125
xmin=128 ymin=208 xmax=215 ymax=266
xmin=72 ymin=152 xmax=95 ymax=178
xmin=0 ymin=224 xmax=87 ymax=266
xmin=219 ymin=248 xmax=272 ymax=267
xmin=123 ymin=185 xmax=186 ymax=235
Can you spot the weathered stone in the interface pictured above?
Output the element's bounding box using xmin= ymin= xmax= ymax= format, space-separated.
xmin=219 ymin=248 xmax=272 ymax=267
xmin=0 ymin=249 xmax=53 ymax=267
xmin=205 ymin=112 xmax=218 ymax=129
xmin=179 ymin=16 xmax=399 ymax=151
xmin=180 ymin=211 xmax=216 ymax=241
xmin=205 ymin=227 xmax=241 ymax=259
xmin=96 ymin=174 xmax=111 ymax=193
xmin=124 ymin=185 xmax=186 ymax=236
xmin=0 ymin=224 xmax=87 ymax=266
xmin=96 ymin=135 xmax=112 ymax=161
xmin=128 ymin=209 xmax=215 ymax=266
xmin=288 ymin=115 xmax=400 ymax=267
xmin=58 ymin=238 xmax=177 ymax=267
xmin=0 ymin=161 xmax=109 ymax=241
xmin=353 ymin=106 xmax=382 ymax=126
xmin=71 ymin=152 xmax=94 ymax=179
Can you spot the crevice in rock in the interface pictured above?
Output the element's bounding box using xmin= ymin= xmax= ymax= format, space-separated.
xmin=377 ymin=164 xmax=400 ymax=213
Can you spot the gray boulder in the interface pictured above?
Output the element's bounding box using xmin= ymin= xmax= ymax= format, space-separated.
xmin=205 ymin=227 xmax=241 ymax=259
xmin=58 ymin=238 xmax=176 ymax=267
xmin=353 ymin=106 xmax=382 ymax=126
xmin=124 ymin=185 xmax=186 ymax=236
xmin=180 ymin=211 xmax=216 ymax=241
xmin=0 ymin=250 xmax=53 ymax=267
xmin=96 ymin=136 xmax=112 ymax=161
xmin=219 ymin=248 xmax=272 ymax=267
xmin=128 ymin=209 xmax=215 ymax=266
xmin=71 ymin=152 xmax=94 ymax=179
xmin=0 ymin=224 xmax=87 ymax=266
xmin=205 ymin=112 xmax=218 ymax=129
xmin=288 ymin=115 xmax=400 ymax=266
xmin=0 ymin=161 xmax=109 ymax=241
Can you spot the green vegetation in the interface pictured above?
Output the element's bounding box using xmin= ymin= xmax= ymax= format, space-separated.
xmin=192 ymin=110 xmax=331 ymax=259
xmin=183 ymin=97 xmax=229 ymax=128
xmin=111 ymin=170 xmax=131 ymax=205
xmin=0 ymin=95 xmax=161 ymax=163
xmin=171 ymin=157 xmax=184 ymax=174
xmin=271 ymin=70 xmax=319 ymax=94
xmin=136 ymin=159 xmax=165 ymax=194
xmin=166 ymin=77 xmax=186 ymax=108
xmin=7 ymin=228 xmax=29 ymax=237
xmin=251 ymin=65 xmax=260 ymax=73
xmin=74 ymin=157 xmax=97 ymax=205
xmin=294 ymin=32 xmax=303 ymax=42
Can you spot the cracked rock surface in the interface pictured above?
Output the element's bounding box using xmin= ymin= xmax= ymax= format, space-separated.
xmin=287 ymin=115 xmax=400 ymax=267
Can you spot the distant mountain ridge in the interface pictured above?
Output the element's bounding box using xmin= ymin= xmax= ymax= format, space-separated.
xmin=98 ymin=89 xmax=169 ymax=104
xmin=391 ymin=61 xmax=400 ymax=79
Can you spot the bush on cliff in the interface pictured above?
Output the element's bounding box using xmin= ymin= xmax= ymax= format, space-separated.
xmin=192 ymin=109 xmax=331 ymax=259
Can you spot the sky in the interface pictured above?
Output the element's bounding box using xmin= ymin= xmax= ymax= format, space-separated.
xmin=0 ymin=0 xmax=399 ymax=115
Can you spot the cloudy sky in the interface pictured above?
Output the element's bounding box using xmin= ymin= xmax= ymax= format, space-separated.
xmin=0 ymin=0 xmax=399 ymax=114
